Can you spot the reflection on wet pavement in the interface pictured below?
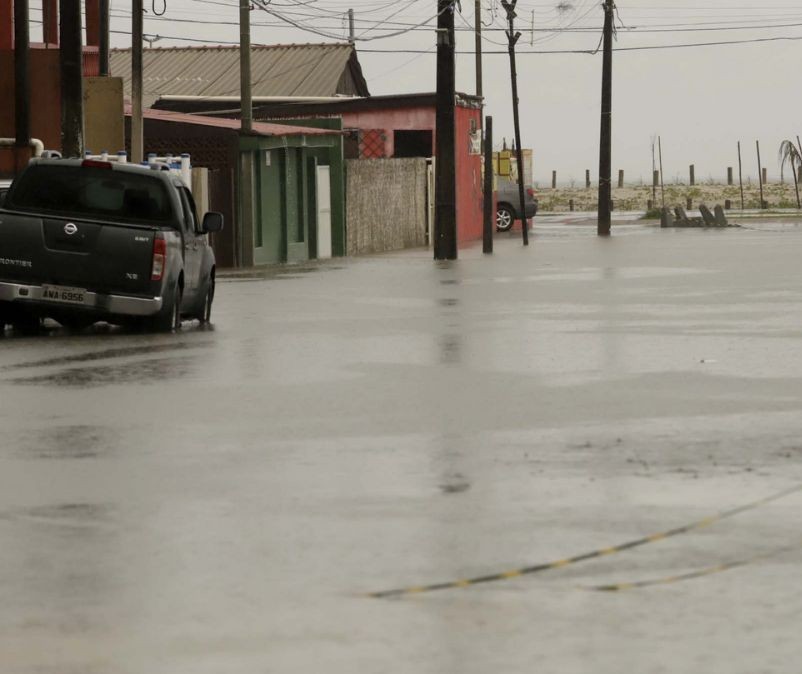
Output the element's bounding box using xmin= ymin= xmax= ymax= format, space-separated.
xmin=12 ymin=425 xmax=113 ymax=460
xmin=7 ymin=502 xmax=114 ymax=528
xmin=1 ymin=341 xmax=212 ymax=372
xmin=1 ymin=224 xmax=802 ymax=673
xmin=9 ymin=356 xmax=197 ymax=387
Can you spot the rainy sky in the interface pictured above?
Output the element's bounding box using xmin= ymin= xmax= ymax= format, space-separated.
xmin=26 ymin=0 xmax=802 ymax=185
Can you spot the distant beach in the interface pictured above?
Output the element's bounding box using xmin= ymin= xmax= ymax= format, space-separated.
xmin=534 ymin=182 xmax=802 ymax=213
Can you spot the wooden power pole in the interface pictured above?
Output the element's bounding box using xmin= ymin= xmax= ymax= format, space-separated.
xmin=99 ymin=0 xmax=110 ymax=75
xmin=434 ymin=0 xmax=457 ymax=260
xmin=597 ymin=0 xmax=614 ymax=236
xmin=501 ymin=0 xmax=528 ymax=246
xmin=14 ymin=0 xmax=30 ymax=151
xmin=239 ymin=0 xmax=254 ymax=267
xmin=131 ymin=0 xmax=143 ymax=163
xmin=474 ymin=0 xmax=482 ymax=98
xmin=59 ymin=0 xmax=83 ymax=157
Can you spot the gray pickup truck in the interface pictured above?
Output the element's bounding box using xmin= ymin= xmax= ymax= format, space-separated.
xmin=0 ymin=158 xmax=223 ymax=333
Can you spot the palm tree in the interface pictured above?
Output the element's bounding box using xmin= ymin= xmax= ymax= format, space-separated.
xmin=778 ymin=139 xmax=801 ymax=208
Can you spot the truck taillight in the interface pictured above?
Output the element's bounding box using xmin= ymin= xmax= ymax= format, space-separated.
xmin=81 ymin=159 xmax=113 ymax=169
xmin=526 ymin=188 xmax=536 ymax=198
xmin=151 ymin=235 xmax=166 ymax=281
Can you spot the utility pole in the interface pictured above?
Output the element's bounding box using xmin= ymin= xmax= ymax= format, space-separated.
xmin=131 ymin=0 xmax=143 ymax=163
xmin=756 ymin=140 xmax=764 ymax=209
xmin=651 ymin=136 xmax=657 ymax=204
xmin=483 ymin=116 xmax=493 ymax=254
xmin=348 ymin=9 xmax=355 ymax=43
xmin=501 ymin=0 xmax=528 ymax=246
xmin=240 ymin=0 xmax=252 ymax=133
xmin=737 ymin=141 xmax=744 ymax=211
xmin=597 ymin=0 xmax=614 ymax=236
xmin=239 ymin=0 xmax=254 ymax=268
xmin=14 ymin=0 xmax=31 ymax=154
xmin=658 ymin=135 xmax=665 ymax=209
xmin=434 ymin=0 xmax=457 ymax=260
xmin=59 ymin=0 xmax=83 ymax=157
xmin=474 ymin=0 xmax=482 ymax=98
xmin=99 ymin=0 xmax=110 ymax=75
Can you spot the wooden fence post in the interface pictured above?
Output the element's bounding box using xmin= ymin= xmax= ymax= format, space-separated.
xmin=727 ymin=167 xmax=733 ymax=185
xmin=552 ymin=170 xmax=557 ymax=189
xmin=585 ymin=169 xmax=590 ymax=188
xmin=689 ymin=164 xmax=695 ymax=186
xmin=618 ymin=169 xmax=624 ymax=188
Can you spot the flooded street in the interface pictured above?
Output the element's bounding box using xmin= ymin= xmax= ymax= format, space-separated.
xmin=2 ymin=218 xmax=802 ymax=673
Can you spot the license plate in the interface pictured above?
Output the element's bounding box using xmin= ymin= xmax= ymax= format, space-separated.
xmin=40 ymin=284 xmax=86 ymax=305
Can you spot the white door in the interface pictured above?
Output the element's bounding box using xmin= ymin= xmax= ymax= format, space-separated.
xmin=316 ymin=165 xmax=332 ymax=259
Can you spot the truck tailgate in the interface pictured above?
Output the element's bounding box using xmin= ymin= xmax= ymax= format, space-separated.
xmin=0 ymin=213 xmax=156 ymax=296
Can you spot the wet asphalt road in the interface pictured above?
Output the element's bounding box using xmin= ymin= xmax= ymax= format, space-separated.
xmin=2 ymin=217 xmax=802 ymax=673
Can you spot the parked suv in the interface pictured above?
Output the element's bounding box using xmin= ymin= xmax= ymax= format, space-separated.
xmin=496 ymin=179 xmax=538 ymax=231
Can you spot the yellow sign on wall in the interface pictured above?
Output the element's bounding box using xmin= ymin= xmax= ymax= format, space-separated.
xmin=492 ymin=149 xmax=533 ymax=185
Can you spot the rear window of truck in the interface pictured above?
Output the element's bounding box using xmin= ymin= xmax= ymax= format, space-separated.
xmin=6 ymin=164 xmax=174 ymax=224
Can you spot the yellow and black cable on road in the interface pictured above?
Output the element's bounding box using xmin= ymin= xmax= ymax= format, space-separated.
xmin=585 ymin=540 xmax=802 ymax=592
xmin=366 ymin=483 xmax=802 ymax=599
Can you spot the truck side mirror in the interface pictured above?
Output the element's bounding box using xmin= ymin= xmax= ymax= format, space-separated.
xmin=201 ymin=211 xmax=224 ymax=233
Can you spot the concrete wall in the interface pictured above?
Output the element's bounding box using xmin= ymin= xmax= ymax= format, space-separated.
xmin=83 ymin=76 xmax=124 ymax=156
xmin=346 ymin=158 xmax=427 ymax=256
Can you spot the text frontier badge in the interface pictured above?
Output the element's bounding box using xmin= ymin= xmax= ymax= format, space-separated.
xmin=64 ymin=223 xmax=78 ymax=235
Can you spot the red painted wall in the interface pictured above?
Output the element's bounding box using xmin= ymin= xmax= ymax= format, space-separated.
xmin=454 ymin=106 xmax=483 ymax=244
xmin=342 ymin=106 xmax=434 ymax=158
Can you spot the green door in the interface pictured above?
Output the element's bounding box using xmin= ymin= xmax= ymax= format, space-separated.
xmin=254 ymin=149 xmax=284 ymax=265
xmin=285 ymin=148 xmax=309 ymax=263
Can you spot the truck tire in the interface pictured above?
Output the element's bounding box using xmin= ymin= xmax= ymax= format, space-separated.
xmin=150 ymin=283 xmax=182 ymax=333
xmin=198 ymin=276 xmax=215 ymax=324
xmin=59 ymin=316 xmax=95 ymax=332
xmin=11 ymin=311 xmax=42 ymax=336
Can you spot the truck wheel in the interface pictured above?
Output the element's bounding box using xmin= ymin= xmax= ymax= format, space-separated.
xmin=11 ymin=312 xmax=42 ymax=336
xmin=60 ymin=316 xmax=95 ymax=332
xmin=199 ymin=277 xmax=215 ymax=324
xmin=496 ymin=205 xmax=514 ymax=232
xmin=150 ymin=284 xmax=182 ymax=333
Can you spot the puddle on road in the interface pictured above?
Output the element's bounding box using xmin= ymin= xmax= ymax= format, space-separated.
xmin=2 ymin=340 xmax=212 ymax=372
xmin=11 ymin=424 xmax=113 ymax=460
xmin=10 ymin=355 xmax=196 ymax=387
xmin=2 ymin=502 xmax=114 ymax=529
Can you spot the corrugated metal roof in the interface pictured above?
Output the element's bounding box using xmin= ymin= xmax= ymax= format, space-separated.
xmin=110 ymin=43 xmax=368 ymax=108
xmin=125 ymin=105 xmax=340 ymax=137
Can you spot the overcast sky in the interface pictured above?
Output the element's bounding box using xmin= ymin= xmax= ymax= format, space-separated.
xmin=28 ymin=0 xmax=802 ymax=186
